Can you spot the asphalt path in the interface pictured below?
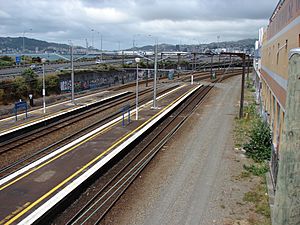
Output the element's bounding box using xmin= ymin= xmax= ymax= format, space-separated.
xmin=0 ymin=59 xmax=124 ymax=78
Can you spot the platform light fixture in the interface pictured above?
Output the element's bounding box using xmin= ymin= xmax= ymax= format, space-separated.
xmin=147 ymin=35 xmax=159 ymax=109
xmin=41 ymin=58 xmax=47 ymax=113
xmin=135 ymin=57 xmax=141 ymax=120
xmin=153 ymin=39 xmax=158 ymax=108
xmin=69 ymin=41 xmax=75 ymax=104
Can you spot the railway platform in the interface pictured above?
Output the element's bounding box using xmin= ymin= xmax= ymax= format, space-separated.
xmin=0 ymin=83 xmax=201 ymax=225
xmin=0 ymin=90 xmax=130 ymax=139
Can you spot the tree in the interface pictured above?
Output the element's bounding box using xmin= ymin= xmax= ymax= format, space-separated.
xmin=22 ymin=68 xmax=38 ymax=95
xmin=46 ymin=74 xmax=60 ymax=95
xmin=13 ymin=77 xmax=28 ymax=99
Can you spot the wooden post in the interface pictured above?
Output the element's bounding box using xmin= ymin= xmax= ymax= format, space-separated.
xmin=273 ymin=50 xmax=300 ymax=225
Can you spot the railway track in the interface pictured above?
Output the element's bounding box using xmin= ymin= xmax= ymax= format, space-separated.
xmin=0 ymin=69 xmax=242 ymax=175
xmin=0 ymin=85 xmax=178 ymax=176
xmin=0 ymin=70 xmax=242 ymax=225
xmin=52 ymin=84 xmax=213 ymax=225
xmin=179 ymin=68 xmax=243 ymax=83
xmin=53 ymin=72 xmax=242 ymax=224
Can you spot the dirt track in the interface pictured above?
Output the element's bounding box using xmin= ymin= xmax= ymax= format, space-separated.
xmin=100 ymin=76 xmax=264 ymax=225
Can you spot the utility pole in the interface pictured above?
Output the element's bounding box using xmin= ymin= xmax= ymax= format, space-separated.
xmin=91 ymin=29 xmax=94 ymax=49
xmin=210 ymin=54 xmax=213 ymax=78
xmin=100 ymin=34 xmax=103 ymax=61
xmin=177 ymin=53 xmax=181 ymax=70
xmin=132 ymin=39 xmax=135 ymax=56
xmin=193 ymin=53 xmax=196 ymax=71
xmin=85 ymin=39 xmax=88 ymax=54
xmin=219 ymin=52 xmax=247 ymax=119
xmin=230 ymin=54 xmax=232 ymax=72
xmin=272 ymin=49 xmax=300 ymax=225
xmin=135 ymin=58 xmax=140 ymax=120
xmin=239 ymin=54 xmax=246 ymax=119
xmin=70 ymin=43 xmax=75 ymax=104
xmin=218 ymin=53 xmax=221 ymax=71
xmin=153 ymin=40 xmax=158 ymax=108
xmin=41 ymin=58 xmax=47 ymax=113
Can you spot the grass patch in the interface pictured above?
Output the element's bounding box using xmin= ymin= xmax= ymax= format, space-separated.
xmin=241 ymin=171 xmax=251 ymax=178
xmin=243 ymin=178 xmax=271 ymax=223
xmin=243 ymin=190 xmax=260 ymax=203
xmin=234 ymin=171 xmax=251 ymax=181
xmin=233 ymin=81 xmax=259 ymax=148
xmin=243 ymin=163 xmax=269 ymax=176
xmin=233 ymin=76 xmax=271 ymax=225
xmin=233 ymin=103 xmax=259 ymax=148
xmin=233 ymin=118 xmax=252 ymax=148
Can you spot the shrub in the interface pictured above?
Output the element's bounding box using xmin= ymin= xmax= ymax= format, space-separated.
xmin=243 ymin=163 xmax=269 ymax=176
xmin=244 ymin=103 xmax=257 ymax=118
xmin=13 ymin=77 xmax=28 ymax=99
xmin=46 ymin=74 xmax=60 ymax=95
xmin=243 ymin=119 xmax=272 ymax=162
xmin=0 ymin=56 xmax=14 ymax=67
xmin=0 ymin=55 xmax=13 ymax=62
xmin=22 ymin=68 xmax=38 ymax=95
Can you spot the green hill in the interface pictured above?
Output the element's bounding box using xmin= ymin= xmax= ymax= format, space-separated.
xmin=0 ymin=37 xmax=71 ymax=52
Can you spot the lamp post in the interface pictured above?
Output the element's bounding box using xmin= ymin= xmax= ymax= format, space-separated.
xmin=91 ymin=29 xmax=94 ymax=49
xmin=41 ymin=58 xmax=47 ymax=113
xmin=101 ymin=34 xmax=103 ymax=61
xmin=96 ymin=32 xmax=103 ymax=61
xmin=147 ymin=34 xmax=159 ymax=108
xmin=132 ymin=40 xmax=135 ymax=56
xmin=135 ymin=58 xmax=141 ymax=120
xmin=132 ymin=34 xmax=140 ymax=56
xmin=69 ymin=42 xmax=75 ymax=104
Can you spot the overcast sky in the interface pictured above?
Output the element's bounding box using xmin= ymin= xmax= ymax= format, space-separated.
xmin=0 ymin=0 xmax=278 ymax=50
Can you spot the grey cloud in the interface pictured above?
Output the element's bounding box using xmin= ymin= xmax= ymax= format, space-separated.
xmin=132 ymin=0 xmax=277 ymax=21
xmin=0 ymin=0 xmax=278 ymax=49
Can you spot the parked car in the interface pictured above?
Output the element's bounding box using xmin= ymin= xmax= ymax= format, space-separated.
xmin=29 ymin=64 xmax=36 ymax=69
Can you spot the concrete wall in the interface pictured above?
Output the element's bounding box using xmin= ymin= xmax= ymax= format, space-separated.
xmin=59 ymin=70 xmax=135 ymax=92
xmin=58 ymin=69 xmax=170 ymax=92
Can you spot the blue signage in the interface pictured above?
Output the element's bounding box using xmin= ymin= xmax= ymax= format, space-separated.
xmin=14 ymin=101 xmax=28 ymax=121
xmin=15 ymin=101 xmax=27 ymax=110
xmin=16 ymin=56 xmax=21 ymax=64
xmin=121 ymin=104 xmax=131 ymax=127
